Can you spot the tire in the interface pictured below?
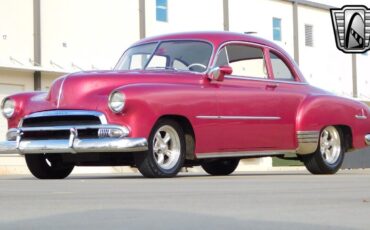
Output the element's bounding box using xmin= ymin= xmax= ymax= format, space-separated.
xmin=301 ymin=126 xmax=345 ymax=175
xmin=201 ymin=158 xmax=240 ymax=176
xmin=25 ymin=154 xmax=74 ymax=179
xmin=134 ymin=119 xmax=186 ymax=178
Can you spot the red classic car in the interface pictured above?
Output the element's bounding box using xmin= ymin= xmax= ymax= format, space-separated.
xmin=1 ymin=32 xmax=369 ymax=179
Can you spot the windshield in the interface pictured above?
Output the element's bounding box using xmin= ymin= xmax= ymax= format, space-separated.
xmin=114 ymin=41 xmax=213 ymax=73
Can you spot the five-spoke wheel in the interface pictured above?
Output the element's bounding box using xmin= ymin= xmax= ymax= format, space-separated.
xmin=135 ymin=119 xmax=185 ymax=178
xmin=301 ymin=126 xmax=345 ymax=174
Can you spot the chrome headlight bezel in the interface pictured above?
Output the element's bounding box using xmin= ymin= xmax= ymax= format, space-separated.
xmin=108 ymin=91 xmax=125 ymax=113
xmin=1 ymin=98 xmax=15 ymax=118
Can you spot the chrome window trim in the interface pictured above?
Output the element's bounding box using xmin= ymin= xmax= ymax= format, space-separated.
xmin=225 ymin=75 xmax=308 ymax=85
xmin=19 ymin=110 xmax=108 ymax=127
xmin=197 ymin=149 xmax=296 ymax=159
xmin=196 ymin=115 xmax=281 ymax=120
xmin=211 ymin=40 xmax=307 ymax=84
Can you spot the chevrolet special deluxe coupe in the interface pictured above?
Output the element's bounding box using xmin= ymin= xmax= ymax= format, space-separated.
xmin=1 ymin=32 xmax=370 ymax=179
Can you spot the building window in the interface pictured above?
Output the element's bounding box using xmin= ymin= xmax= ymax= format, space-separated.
xmin=305 ymin=24 xmax=313 ymax=47
xmin=156 ymin=0 xmax=168 ymax=22
xmin=272 ymin=18 xmax=282 ymax=41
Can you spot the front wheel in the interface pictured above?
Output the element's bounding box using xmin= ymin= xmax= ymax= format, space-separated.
xmin=134 ymin=119 xmax=186 ymax=178
xmin=25 ymin=154 xmax=74 ymax=179
xmin=301 ymin=126 xmax=345 ymax=175
xmin=201 ymin=159 xmax=240 ymax=176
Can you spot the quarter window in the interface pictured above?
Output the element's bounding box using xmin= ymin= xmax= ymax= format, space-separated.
xmin=273 ymin=18 xmax=282 ymax=41
xmin=219 ymin=45 xmax=267 ymax=79
xmin=156 ymin=0 xmax=168 ymax=22
xmin=270 ymin=52 xmax=294 ymax=81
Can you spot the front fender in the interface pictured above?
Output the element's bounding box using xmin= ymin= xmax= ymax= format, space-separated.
xmin=102 ymin=82 xmax=217 ymax=140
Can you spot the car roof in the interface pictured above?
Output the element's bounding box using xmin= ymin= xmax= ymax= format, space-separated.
xmin=134 ymin=31 xmax=281 ymax=50
xmin=132 ymin=31 xmax=306 ymax=83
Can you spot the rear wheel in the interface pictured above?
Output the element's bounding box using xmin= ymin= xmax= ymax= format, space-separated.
xmin=301 ymin=126 xmax=345 ymax=175
xmin=134 ymin=119 xmax=186 ymax=178
xmin=25 ymin=154 xmax=74 ymax=179
xmin=201 ymin=159 xmax=240 ymax=176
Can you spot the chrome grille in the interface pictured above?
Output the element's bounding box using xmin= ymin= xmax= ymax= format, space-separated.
xmin=19 ymin=110 xmax=106 ymax=140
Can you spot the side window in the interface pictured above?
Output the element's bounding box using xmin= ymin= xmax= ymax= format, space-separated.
xmin=146 ymin=55 xmax=167 ymax=69
xmin=270 ymin=52 xmax=294 ymax=81
xmin=130 ymin=54 xmax=151 ymax=70
xmin=226 ymin=45 xmax=267 ymax=79
xmin=173 ymin=59 xmax=187 ymax=70
xmin=215 ymin=47 xmax=229 ymax=66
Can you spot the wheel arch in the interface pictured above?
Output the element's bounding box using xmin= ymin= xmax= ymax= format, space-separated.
xmin=156 ymin=114 xmax=196 ymax=160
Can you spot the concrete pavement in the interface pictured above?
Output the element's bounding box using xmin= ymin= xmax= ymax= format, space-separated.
xmin=0 ymin=170 xmax=370 ymax=229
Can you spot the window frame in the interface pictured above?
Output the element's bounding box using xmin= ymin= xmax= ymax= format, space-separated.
xmin=268 ymin=51 xmax=295 ymax=81
xmin=265 ymin=49 xmax=298 ymax=82
xmin=212 ymin=41 xmax=304 ymax=83
xmin=115 ymin=39 xmax=215 ymax=74
xmin=272 ymin=17 xmax=282 ymax=42
xmin=156 ymin=0 xmax=168 ymax=22
xmin=213 ymin=42 xmax=272 ymax=80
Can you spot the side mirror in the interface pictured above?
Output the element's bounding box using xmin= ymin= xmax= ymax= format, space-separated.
xmin=207 ymin=66 xmax=232 ymax=82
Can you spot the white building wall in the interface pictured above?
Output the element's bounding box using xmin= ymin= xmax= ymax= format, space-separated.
xmin=0 ymin=0 xmax=34 ymax=68
xmin=0 ymin=70 xmax=34 ymax=141
xmin=357 ymin=54 xmax=370 ymax=101
xmin=297 ymin=5 xmax=353 ymax=97
xmin=145 ymin=0 xmax=224 ymax=37
xmin=41 ymin=0 xmax=140 ymax=71
xmin=229 ymin=0 xmax=295 ymax=57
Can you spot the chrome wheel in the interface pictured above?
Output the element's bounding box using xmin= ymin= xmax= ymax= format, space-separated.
xmin=152 ymin=125 xmax=181 ymax=170
xmin=319 ymin=126 xmax=341 ymax=165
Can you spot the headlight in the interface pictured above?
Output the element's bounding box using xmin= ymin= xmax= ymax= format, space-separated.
xmin=1 ymin=98 xmax=15 ymax=118
xmin=109 ymin=91 xmax=125 ymax=113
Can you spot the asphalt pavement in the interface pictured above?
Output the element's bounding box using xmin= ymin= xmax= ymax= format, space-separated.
xmin=0 ymin=170 xmax=370 ymax=230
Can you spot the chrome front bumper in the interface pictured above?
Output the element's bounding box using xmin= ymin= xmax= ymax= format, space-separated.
xmin=0 ymin=125 xmax=148 ymax=155
xmin=366 ymin=134 xmax=370 ymax=146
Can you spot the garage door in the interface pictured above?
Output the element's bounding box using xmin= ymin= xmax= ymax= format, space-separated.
xmin=0 ymin=84 xmax=24 ymax=141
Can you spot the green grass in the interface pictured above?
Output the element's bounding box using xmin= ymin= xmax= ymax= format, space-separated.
xmin=272 ymin=157 xmax=304 ymax=167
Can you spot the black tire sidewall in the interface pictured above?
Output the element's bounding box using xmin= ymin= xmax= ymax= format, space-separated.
xmin=25 ymin=154 xmax=74 ymax=179
xmin=135 ymin=119 xmax=186 ymax=177
xmin=302 ymin=126 xmax=345 ymax=174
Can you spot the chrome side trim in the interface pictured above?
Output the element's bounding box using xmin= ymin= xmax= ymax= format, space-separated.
xmin=196 ymin=115 xmax=281 ymax=120
xmin=196 ymin=150 xmax=296 ymax=159
xmin=21 ymin=110 xmax=108 ymax=125
xmin=355 ymin=109 xmax=368 ymax=120
xmin=365 ymin=134 xmax=370 ymax=146
xmin=296 ymin=131 xmax=320 ymax=155
xmin=57 ymin=76 xmax=67 ymax=108
xmin=356 ymin=115 xmax=367 ymax=120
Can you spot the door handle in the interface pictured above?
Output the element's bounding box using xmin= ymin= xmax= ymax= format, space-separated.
xmin=266 ymin=83 xmax=279 ymax=89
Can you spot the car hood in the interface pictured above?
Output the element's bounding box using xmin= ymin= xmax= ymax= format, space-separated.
xmin=47 ymin=70 xmax=201 ymax=110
